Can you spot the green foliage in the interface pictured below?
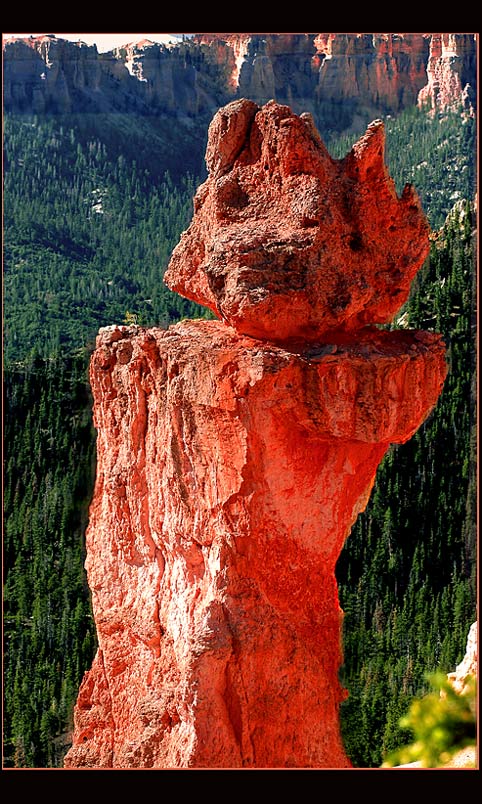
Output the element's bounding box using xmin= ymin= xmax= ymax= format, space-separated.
xmin=123 ymin=310 xmax=141 ymax=326
xmin=3 ymin=353 xmax=98 ymax=767
xmin=382 ymin=673 xmax=477 ymax=768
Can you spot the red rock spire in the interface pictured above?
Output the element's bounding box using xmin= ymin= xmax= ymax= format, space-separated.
xmin=65 ymin=101 xmax=446 ymax=769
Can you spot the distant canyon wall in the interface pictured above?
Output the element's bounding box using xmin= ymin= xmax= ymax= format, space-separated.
xmin=3 ymin=33 xmax=477 ymax=128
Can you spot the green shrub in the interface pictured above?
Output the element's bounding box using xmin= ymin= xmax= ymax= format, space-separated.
xmin=382 ymin=672 xmax=477 ymax=768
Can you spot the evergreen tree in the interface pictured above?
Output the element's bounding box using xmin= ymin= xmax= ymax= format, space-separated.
xmin=337 ymin=198 xmax=477 ymax=766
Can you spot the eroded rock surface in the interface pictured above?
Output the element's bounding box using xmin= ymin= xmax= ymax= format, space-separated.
xmin=4 ymin=34 xmax=476 ymax=120
xmin=65 ymin=101 xmax=447 ymax=769
xmin=448 ymin=621 xmax=478 ymax=696
xmin=165 ymin=100 xmax=430 ymax=342
xmin=418 ymin=33 xmax=476 ymax=114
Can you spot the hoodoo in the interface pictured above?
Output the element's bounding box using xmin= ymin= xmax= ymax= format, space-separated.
xmin=65 ymin=100 xmax=447 ymax=769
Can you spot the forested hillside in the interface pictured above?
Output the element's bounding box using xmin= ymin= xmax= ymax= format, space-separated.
xmin=2 ymin=102 xmax=477 ymax=767
xmin=3 ymin=115 xmax=208 ymax=365
xmin=336 ymin=197 xmax=477 ymax=766
xmin=3 ymin=355 xmax=97 ymax=767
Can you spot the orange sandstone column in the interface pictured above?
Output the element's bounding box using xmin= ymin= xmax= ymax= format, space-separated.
xmin=65 ymin=101 xmax=447 ymax=769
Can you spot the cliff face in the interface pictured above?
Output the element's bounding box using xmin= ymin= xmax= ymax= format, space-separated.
xmin=313 ymin=33 xmax=429 ymax=112
xmin=2 ymin=35 xmax=102 ymax=114
xmin=2 ymin=34 xmax=224 ymax=116
xmin=64 ymin=100 xmax=447 ymax=769
xmin=64 ymin=321 xmax=445 ymax=770
xmin=197 ymin=33 xmax=431 ymax=114
xmin=3 ymin=33 xmax=476 ymax=124
xmin=418 ymin=33 xmax=477 ymax=113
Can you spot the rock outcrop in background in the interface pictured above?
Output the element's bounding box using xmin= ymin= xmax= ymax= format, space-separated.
xmin=64 ymin=101 xmax=447 ymax=769
xmin=3 ymin=33 xmax=477 ymax=125
xmin=448 ymin=621 xmax=477 ymax=696
xmin=418 ymin=34 xmax=477 ymax=115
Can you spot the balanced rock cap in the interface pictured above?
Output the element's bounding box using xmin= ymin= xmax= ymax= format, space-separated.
xmin=164 ymin=99 xmax=430 ymax=343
